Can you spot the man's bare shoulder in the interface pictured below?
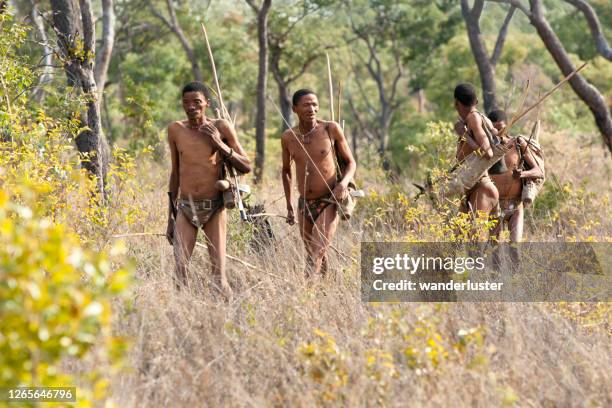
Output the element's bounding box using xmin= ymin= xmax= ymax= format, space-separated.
xmin=465 ymin=111 xmax=482 ymax=128
xmin=324 ymin=121 xmax=344 ymax=138
xmin=169 ymin=120 xmax=188 ymax=128
xmin=167 ymin=120 xmax=187 ymax=141
xmin=168 ymin=120 xmax=188 ymax=132
xmin=213 ymin=118 xmax=230 ymax=129
xmin=281 ymin=128 xmax=297 ymax=144
xmin=213 ymin=118 xmax=233 ymax=138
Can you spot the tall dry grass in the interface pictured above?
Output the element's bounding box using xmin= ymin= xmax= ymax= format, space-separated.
xmin=107 ymin=129 xmax=610 ymax=407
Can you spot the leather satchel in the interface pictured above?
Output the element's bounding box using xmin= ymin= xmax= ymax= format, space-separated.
xmin=326 ymin=123 xmax=357 ymax=221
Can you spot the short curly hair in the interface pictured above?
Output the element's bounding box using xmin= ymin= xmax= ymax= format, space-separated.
xmin=454 ymin=83 xmax=478 ymax=107
xmin=292 ymin=89 xmax=317 ymax=106
xmin=182 ymin=81 xmax=210 ymax=98
xmin=488 ymin=109 xmax=507 ymax=123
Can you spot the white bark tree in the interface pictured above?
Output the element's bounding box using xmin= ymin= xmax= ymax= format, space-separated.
xmin=50 ymin=0 xmax=116 ymax=197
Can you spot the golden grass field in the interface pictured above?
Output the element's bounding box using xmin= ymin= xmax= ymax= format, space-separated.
xmin=98 ymin=127 xmax=612 ymax=407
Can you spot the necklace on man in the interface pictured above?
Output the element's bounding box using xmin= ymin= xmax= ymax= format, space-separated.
xmin=188 ymin=119 xmax=207 ymax=130
xmin=298 ymin=123 xmax=317 ymax=144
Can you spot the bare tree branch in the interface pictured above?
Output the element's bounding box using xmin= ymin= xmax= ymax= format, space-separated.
xmin=488 ymin=0 xmax=531 ymax=17
xmin=564 ymin=0 xmax=611 ymax=60
xmin=267 ymin=4 xmax=336 ymax=130
xmin=165 ymin=0 xmax=180 ymax=30
xmin=509 ymin=0 xmax=611 ymax=150
xmin=279 ymin=5 xmax=320 ymax=40
xmin=29 ymin=0 xmax=54 ymax=104
xmin=346 ymin=4 xmax=406 ymax=157
xmin=491 ymin=5 xmax=515 ymax=66
xmin=285 ymin=53 xmax=321 ymax=84
xmin=245 ymin=0 xmax=259 ymax=13
xmin=148 ymin=0 xmax=202 ymax=82
xmin=471 ymin=0 xmax=485 ymax=20
xmin=148 ymin=2 xmax=172 ymax=29
xmin=461 ymin=0 xmax=499 ymax=111
xmin=347 ymin=89 xmax=375 ymax=142
xmin=389 ymin=36 xmax=404 ymax=104
xmin=531 ymin=0 xmax=544 ymax=18
xmin=94 ymin=0 xmax=115 ymax=90
xmin=351 ymin=68 xmax=377 ymax=119
xmin=347 ymin=49 xmax=377 ymax=118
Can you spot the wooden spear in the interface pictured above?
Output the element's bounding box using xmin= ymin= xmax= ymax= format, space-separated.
xmin=337 ymin=80 xmax=342 ymax=125
xmin=201 ymin=22 xmax=231 ymax=122
xmin=502 ymin=62 xmax=588 ymax=136
xmin=326 ymin=52 xmax=334 ymax=121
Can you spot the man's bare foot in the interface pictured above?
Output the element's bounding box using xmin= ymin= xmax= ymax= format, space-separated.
xmin=211 ymin=275 xmax=233 ymax=302
xmin=173 ymin=274 xmax=188 ymax=291
xmin=304 ymin=271 xmax=324 ymax=288
xmin=221 ymin=280 xmax=234 ymax=303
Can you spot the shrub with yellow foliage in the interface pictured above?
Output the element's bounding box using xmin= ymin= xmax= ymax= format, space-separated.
xmin=1 ymin=13 xmax=134 ymax=406
xmin=0 ymin=187 xmax=131 ymax=405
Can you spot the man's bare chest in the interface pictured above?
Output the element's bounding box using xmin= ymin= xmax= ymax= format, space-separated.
xmin=290 ymin=134 xmax=334 ymax=164
xmin=176 ymin=130 xmax=219 ymax=160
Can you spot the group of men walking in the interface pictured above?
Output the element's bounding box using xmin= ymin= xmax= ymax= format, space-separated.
xmin=453 ymin=83 xmax=542 ymax=242
xmin=165 ymin=81 xmax=542 ymax=297
xmin=165 ymin=82 xmax=356 ymax=297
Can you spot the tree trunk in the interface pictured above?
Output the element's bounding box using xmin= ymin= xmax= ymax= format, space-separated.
xmin=30 ymin=0 xmax=54 ymax=104
xmin=165 ymin=0 xmax=202 ymax=83
xmin=250 ymin=0 xmax=272 ymax=183
xmin=528 ymin=0 xmax=612 ymax=151
xmin=351 ymin=21 xmax=405 ymax=169
xmin=378 ymin=106 xmax=390 ymax=155
xmin=378 ymin=103 xmax=394 ymax=171
xmin=278 ymin=82 xmax=292 ymax=130
xmin=51 ymin=0 xmax=110 ymax=196
xmin=50 ymin=0 xmax=81 ymax=87
xmin=103 ymin=94 xmax=114 ymax=141
xmin=351 ymin=125 xmax=358 ymax=163
xmin=94 ymin=0 xmax=115 ymax=91
xmin=269 ymin=45 xmax=292 ymax=130
xmin=564 ymin=0 xmax=612 ymax=61
xmin=77 ymin=68 xmax=110 ymax=192
xmin=461 ymin=0 xmax=498 ymax=113
xmin=417 ymin=88 xmax=426 ymax=113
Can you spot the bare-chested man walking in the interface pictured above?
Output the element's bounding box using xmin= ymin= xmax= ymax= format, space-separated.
xmin=281 ymin=89 xmax=356 ymax=277
xmin=453 ymin=83 xmax=499 ymax=221
xmin=166 ymin=82 xmax=251 ymax=297
xmin=488 ymin=109 xmax=542 ymax=243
